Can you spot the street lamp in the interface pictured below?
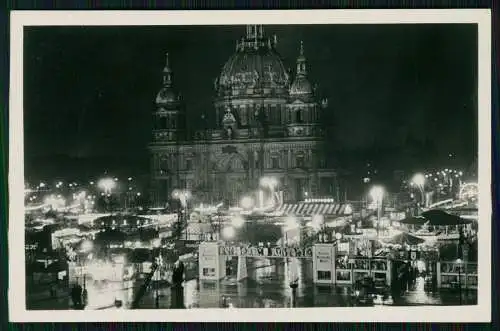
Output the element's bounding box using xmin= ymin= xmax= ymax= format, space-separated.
xmin=411 ymin=173 xmax=426 ymax=207
xmin=153 ymin=238 xmax=161 ymax=308
xmin=370 ymin=186 xmax=385 ymax=239
xmin=81 ymin=240 xmax=93 ymax=253
xmin=98 ymin=178 xmax=116 ymax=212
xmin=456 ymin=258 xmax=463 ymax=305
xmin=283 ymin=216 xmax=299 ymax=245
xmin=231 ymin=215 xmax=245 ymax=229
xmin=98 ymin=178 xmax=116 ymax=194
xmin=240 ymin=196 xmax=254 ymax=210
xmin=222 ymin=226 xmax=236 ymax=241
xmin=260 ymin=176 xmax=278 ymax=190
xmin=79 ymin=240 xmax=93 ymax=292
xmin=259 ymin=176 xmax=279 ymax=208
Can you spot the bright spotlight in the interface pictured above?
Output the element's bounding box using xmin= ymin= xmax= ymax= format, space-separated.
xmin=240 ymin=196 xmax=254 ymax=210
xmin=312 ymin=214 xmax=324 ymax=225
xmin=284 ymin=216 xmax=298 ymax=231
xmin=222 ymin=226 xmax=236 ymax=240
xmin=412 ymin=173 xmax=426 ymax=187
xmin=81 ymin=240 xmax=93 ymax=253
xmin=231 ymin=215 xmax=245 ymax=229
xmin=152 ymin=238 xmax=161 ymax=248
xmin=259 ymin=176 xmax=278 ymax=189
xmin=98 ymin=178 xmax=116 ymax=193
xmin=369 ymin=186 xmax=385 ymax=202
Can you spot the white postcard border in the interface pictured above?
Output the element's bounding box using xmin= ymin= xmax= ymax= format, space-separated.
xmin=8 ymin=9 xmax=492 ymax=322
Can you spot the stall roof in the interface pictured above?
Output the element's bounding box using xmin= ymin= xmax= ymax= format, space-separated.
xmin=277 ymin=203 xmax=350 ymax=216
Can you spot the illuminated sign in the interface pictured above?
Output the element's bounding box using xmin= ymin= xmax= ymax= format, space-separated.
xmin=219 ymin=245 xmax=313 ymax=258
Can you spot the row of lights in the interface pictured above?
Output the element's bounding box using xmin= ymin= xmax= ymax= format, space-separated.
xmin=28 ymin=177 xmax=135 ymax=190
xmin=304 ymin=198 xmax=335 ymax=203
xmin=425 ymin=169 xmax=463 ymax=179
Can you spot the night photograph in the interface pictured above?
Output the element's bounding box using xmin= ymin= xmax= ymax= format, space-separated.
xmin=12 ymin=12 xmax=489 ymax=320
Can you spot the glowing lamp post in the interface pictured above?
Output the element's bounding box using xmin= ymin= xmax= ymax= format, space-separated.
xmin=260 ymin=176 xmax=278 ymax=190
xmin=98 ymin=178 xmax=116 ymax=195
xmin=411 ymin=173 xmax=426 ymax=207
xmin=80 ymin=240 xmax=93 ymax=290
xmin=81 ymin=240 xmax=93 ymax=253
xmin=370 ymin=186 xmax=385 ymax=239
xmin=456 ymin=258 xmax=463 ymax=305
xmin=259 ymin=176 xmax=279 ymax=208
xmin=222 ymin=226 xmax=236 ymax=241
xmin=240 ymin=196 xmax=254 ymax=210
xmin=231 ymin=215 xmax=245 ymax=229
xmin=153 ymin=238 xmax=161 ymax=308
xmin=283 ymin=216 xmax=299 ymax=245
xmin=98 ymin=178 xmax=116 ymax=212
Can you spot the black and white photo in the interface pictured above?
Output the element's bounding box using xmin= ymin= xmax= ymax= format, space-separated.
xmin=8 ymin=10 xmax=492 ymax=322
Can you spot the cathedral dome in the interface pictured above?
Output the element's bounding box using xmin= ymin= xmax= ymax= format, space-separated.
xmin=289 ymin=76 xmax=313 ymax=96
xmin=289 ymin=41 xmax=314 ymax=99
xmin=216 ymin=26 xmax=290 ymax=94
xmin=156 ymin=87 xmax=178 ymax=105
xmin=155 ymin=53 xmax=180 ymax=107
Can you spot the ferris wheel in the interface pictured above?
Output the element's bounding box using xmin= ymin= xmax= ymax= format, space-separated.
xmin=459 ymin=183 xmax=478 ymax=201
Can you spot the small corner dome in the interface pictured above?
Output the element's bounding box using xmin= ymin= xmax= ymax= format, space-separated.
xmin=156 ymin=87 xmax=178 ymax=105
xmin=289 ymin=76 xmax=313 ymax=96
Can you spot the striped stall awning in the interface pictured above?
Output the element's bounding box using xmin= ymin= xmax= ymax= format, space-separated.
xmin=278 ymin=203 xmax=347 ymax=216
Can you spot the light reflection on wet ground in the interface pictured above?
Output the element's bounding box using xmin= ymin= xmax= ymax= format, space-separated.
xmin=27 ymin=259 xmax=477 ymax=309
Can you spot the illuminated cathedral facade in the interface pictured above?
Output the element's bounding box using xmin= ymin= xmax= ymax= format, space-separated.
xmin=149 ymin=25 xmax=337 ymax=207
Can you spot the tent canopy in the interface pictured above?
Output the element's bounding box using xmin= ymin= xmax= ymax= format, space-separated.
xmin=398 ymin=216 xmax=429 ymax=226
xmin=382 ymin=232 xmax=425 ymax=246
xmin=421 ymin=209 xmax=472 ymax=226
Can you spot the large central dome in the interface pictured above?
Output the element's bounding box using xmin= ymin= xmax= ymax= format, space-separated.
xmin=213 ymin=26 xmax=291 ymax=135
xmin=215 ymin=25 xmax=290 ymax=97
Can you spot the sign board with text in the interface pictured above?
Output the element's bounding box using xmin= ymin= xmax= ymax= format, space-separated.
xmin=313 ymin=244 xmax=336 ymax=284
xmin=219 ymin=245 xmax=313 ymax=259
xmin=199 ymin=242 xmax=225 ymax=281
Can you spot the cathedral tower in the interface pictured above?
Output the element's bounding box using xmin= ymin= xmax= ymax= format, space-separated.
xmin=286 ymin=41 xmax=324 ymax=138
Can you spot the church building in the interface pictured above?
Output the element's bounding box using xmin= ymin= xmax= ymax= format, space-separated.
xmin=149 ymin=25 xmax=337 ymax=207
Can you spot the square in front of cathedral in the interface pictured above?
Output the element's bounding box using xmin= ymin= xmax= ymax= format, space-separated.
xmin=8 ymin=10 xmax=492 ymax=323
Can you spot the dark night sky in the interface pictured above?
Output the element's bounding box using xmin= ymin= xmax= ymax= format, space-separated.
xmin=23 ymin=24 xmax=478 ymax=181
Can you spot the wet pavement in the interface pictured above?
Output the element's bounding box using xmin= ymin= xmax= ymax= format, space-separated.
xmin=27 ymin=259 xmax=477 ymax=309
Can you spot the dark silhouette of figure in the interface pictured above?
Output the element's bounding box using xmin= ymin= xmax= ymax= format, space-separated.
xmin=170 ymin=285 xmax=185 ymax=309
xmin=172 ymin=260 xmax=185 ymax=286
xmin=49 ymin=285 xmax=56 ymax=298
xmin=82 ymin=288 xmax=88 ymax=306
xmin=70 ymin=284 xmax=83 ymax=309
